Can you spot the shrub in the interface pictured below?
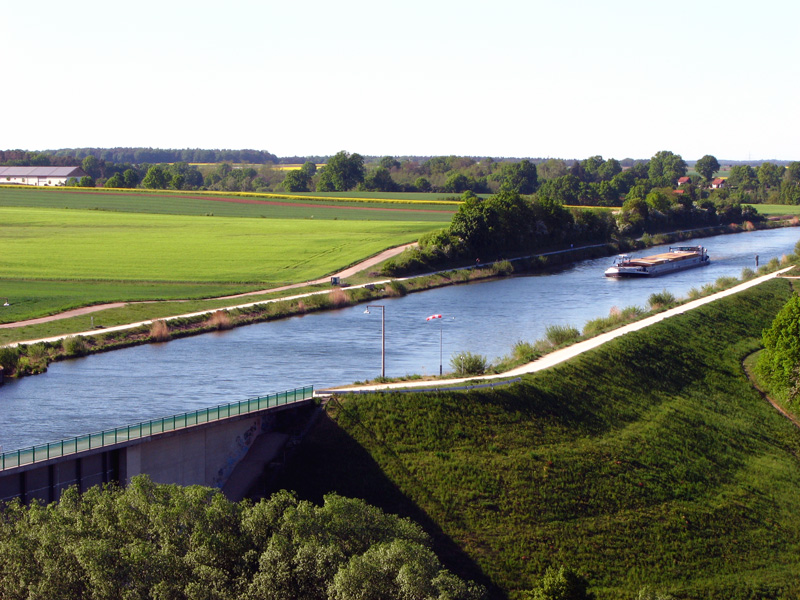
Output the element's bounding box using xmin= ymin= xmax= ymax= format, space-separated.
xmin=387 ymin=281 xmax=407 ymax=297
xmin=582 ymin=317 xmax=608 ymax=337
xmin=647 ymin=289 xmax=675 ymax=309
xmin=492 ymin=260 xmax=514 ymax=276
xmin=583 ymin=305 xmax=644 ymax=337
xmin=329 ymin=287 xmax=349 ymax=307
xmin=0 ymin=346 xmax=20 ymax=373
xmin=636 ymin=587 xmax=676 ymax=600
xmin=25 ymin=342 xmax=50 ymax=362
xmin=450 ymin=351 xmax=488 ymax=376
xmin=512 ymin=340 xmax=538 ymax=363
xmin=206 ymin=310 xmax=233 ymax=330
xmin=525 ymin=565 xmax=594 ymax=600
xmin=544 ymin=324 xmax=580 ymax=347
xmin=62 ymin=335 xmax=88 ymax=357
xmin=149 ymin=320 xmax=171 ymax=342
xmin=767 ymin=257 xmax=780 ymax=271
xmin=700 ymin=283 xmax=716 ymax=295
xmin=740 ymin=267 xmax=756 ymax=281
xmin=714 ymin=276 xmax=738 ymax=290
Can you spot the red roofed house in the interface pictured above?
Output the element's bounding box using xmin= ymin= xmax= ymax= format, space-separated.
xmin=711 ymin=177 xmax=726 ymax=189
xmin=677 ymin=176 xmax=690 ymax=186
xmin=0 ymin=166 xmax=88 ymax=186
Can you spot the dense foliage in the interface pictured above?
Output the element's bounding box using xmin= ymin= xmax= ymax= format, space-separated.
xmin=4 ymin=148 xmax=799 ymax=205
xmin=274 ymin=280 xmax=800 ymax=599
xmin=0 ymin=476 xmax=485 ymax=600
xmin=714 ymin=161 xmax=800 ymax=205
xmin=0 ymin=148 xmax=278 ymax=165
xmin=756 ymin=263 xmax=800 ymax=404
xmin=380 ymin=185 xmax=758 ymax=276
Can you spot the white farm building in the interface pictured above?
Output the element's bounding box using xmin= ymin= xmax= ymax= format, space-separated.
xmin=0 ymin=166 xmax=88 ymax=186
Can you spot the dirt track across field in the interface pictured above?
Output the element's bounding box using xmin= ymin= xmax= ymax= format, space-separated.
xmin=0 ymin=243 xmax=416 ymax=330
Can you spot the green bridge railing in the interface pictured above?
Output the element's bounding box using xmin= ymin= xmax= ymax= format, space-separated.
xmin=0 ymin=385 xmax=314 ymax=471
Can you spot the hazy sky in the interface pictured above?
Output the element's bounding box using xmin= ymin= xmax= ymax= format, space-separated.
xmin=4 ymin=0 xmax=798 ymax=161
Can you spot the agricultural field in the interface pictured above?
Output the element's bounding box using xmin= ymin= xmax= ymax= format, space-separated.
xmin=0 ymin=187 xmax=457 ymax=220
xmin=274 ymin=280 xmax=800 ymax=599
xmin=0 ymin=187 xmax=448 ymax=325
xmin=744 ymin=203 xmax=800 ymax=217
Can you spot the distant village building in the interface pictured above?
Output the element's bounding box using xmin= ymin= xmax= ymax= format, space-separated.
xmin=677 ymin=176 xmax=690 ymax=186
xmin=711 ymin=177 xmax=726 ymax=189
xmin=0 ymin=166 xmax=88 ymax=186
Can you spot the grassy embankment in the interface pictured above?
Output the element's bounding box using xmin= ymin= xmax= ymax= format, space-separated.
xmin=0 ymin=187 xmax=451 ymax=327
xmin=273 ymin=278 xmax=800 ymax=600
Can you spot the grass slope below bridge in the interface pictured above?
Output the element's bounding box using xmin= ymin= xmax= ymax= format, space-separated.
xmin=272 ymin=278 xmax=800 ymax=600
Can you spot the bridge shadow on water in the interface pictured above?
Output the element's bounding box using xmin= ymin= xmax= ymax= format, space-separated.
xmin=263 ymin=409 xmax=506 ymax=600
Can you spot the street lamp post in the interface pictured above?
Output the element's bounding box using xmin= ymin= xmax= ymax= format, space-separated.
xmin=364 ymin=305 xmax=385 ymax=379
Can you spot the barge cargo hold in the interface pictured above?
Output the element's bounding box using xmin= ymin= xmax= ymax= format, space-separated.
xmin=604 ymin=245 xmax=710 ymax=277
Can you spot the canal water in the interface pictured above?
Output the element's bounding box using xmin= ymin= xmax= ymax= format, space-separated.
xmin=1 ymin=227 xmax=798 ymax=452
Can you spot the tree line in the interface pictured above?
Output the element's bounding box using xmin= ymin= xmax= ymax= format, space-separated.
xmin=4 ymin=148 xmax=800 ymax=205
xmin=0 ymin=148 xmax=279 ymax=166
xmin=380 ymin=183 xmax=760 ymax=276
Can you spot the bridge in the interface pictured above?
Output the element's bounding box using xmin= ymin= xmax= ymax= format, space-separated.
xmin=0 ymin=386 xmax=315 ymax=505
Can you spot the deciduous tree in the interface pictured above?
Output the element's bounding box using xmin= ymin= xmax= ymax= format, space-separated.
xmin=648 ymin=150 xmax=687 ymax=188
xmin=758 ymin=162 xmax=783 ymax=188
xmin=141 ymin=165 xmax=168 ymax=189
xmin=317 ymin=151 xmax=365 ymax=191
xmin=726 ymin=165 xmax=758 ymax=190
xmin=694 ymin=155 xmax=720 ymax=184
xmin=499 ymin=159 xmax=538 ymax=194
xmin=283 ymin=169 xmax=310 ymax=192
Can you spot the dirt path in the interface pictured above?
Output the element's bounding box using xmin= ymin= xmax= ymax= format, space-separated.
xmin=0 ymin=244 xmax=416 ymax=330
xmin=743 ymin=357 xmax=800 ymax=430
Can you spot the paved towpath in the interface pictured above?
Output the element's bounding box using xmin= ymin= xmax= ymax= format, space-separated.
xmin=320 ymin=267 xmax=796 ymax=394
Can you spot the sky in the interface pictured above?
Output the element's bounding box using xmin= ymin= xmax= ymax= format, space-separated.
xmin=4 ymin=0 xmax=799 ymax=161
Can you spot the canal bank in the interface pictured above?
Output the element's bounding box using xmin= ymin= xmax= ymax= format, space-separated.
xmin=1 ymin=226 xmax=798 ymax=452
xmin=1 ymin=222 xmax=793 ymax=384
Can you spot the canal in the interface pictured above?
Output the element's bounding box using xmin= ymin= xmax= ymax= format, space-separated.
xmin=1 ymin=227 xmax=798 ymax=452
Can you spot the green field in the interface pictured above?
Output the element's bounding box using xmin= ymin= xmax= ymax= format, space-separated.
xmin=0 ymin=187 xmax=457 ymax=221
xmin=274 ymin=280 xmax=800 ymax=599
xmin=0 ymin=188 xmax=448 ymax=325
xmin=745 ymin=203 xmax=800 ymax=216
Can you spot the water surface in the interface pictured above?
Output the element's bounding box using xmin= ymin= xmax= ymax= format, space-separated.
xmin=1 ymin=228 xmax=797 ymax=451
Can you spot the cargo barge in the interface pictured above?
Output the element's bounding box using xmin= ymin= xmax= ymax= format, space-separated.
xmin=604 ymin=245 xmax=710 ymax=277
